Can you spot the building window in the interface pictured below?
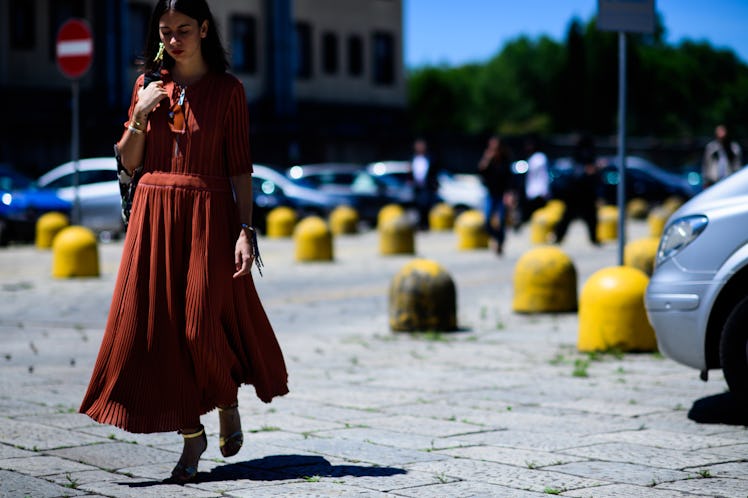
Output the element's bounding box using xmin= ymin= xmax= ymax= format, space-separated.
xmin=322 ymin=32 xmax=338 ymax=75
xmin=372 ymin=31 xmax=395 ymax=85
xmin=49 ymin=0 xmax=85 ymax=61
xmin=9 ymin=0 xmax=35 ymax=50
xmin=231 ymin=15 xmax=258 ymax=74
xmin=294 ymin=22 xmax=313 ymax=79
xmin=128 ymin=3 xmax=151 ymax=65
xmin=347 ymin=35 xmax=363 ymax=77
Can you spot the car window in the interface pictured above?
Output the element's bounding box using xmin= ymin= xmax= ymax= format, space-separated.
xmin=79 ymin=169 xmax=116 ymax=184
xmin=350 ymin=172 xmax=378 ymax=194
xmin=43 ymin=174 xmax=75 ymax=189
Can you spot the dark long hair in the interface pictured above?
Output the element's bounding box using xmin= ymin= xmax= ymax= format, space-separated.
xmin=143 ymin=0 xmax=228 ymax=74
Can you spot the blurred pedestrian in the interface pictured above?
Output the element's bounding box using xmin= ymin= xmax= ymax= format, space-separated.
xmin=478 ymin=135 xmax=513 ymax=255
xmin=702 ymin=124 xmax=743 ymax=188
xmin=79 ymin=0 xmax=288 ymax=484
xmin=553 ymin=134 xmax=600 ymax=246
xmin=521 ymin=135 xmax=550 ymax=224
xmin=410 ymin=138 xmax=439 ymax=229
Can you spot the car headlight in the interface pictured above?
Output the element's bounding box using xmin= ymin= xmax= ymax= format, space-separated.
xmin=656 ymin=215 xmax=708 ymax=266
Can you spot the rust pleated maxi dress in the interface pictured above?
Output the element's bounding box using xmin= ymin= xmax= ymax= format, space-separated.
xmin=79 ymin=72 xmax=289 ymax=433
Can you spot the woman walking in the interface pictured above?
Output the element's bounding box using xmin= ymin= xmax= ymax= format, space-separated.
xmin=79 ymin=0 xmax=288 ymax=483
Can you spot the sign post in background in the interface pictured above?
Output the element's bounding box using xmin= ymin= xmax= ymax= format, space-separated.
xmin=56 ymin=19 xmax=93 ymax=225
xmin=597 ymin=1 xmax=655 ymax=265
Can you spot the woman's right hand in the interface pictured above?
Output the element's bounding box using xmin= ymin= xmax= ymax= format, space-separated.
xmin=134 ymin=81 xmax=168 ymax=118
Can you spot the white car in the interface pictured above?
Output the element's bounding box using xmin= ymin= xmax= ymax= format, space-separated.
xmin=367 ymin=160 xmax=487 ymax=214
xmin=645 ymin=165 xmax=748 ymax=404
xmin=37 ymin=157 xmax=123 ymax=240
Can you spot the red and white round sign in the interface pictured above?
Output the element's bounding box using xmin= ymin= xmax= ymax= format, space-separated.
xmin=56 ymin=19 xmax=93 ymax=79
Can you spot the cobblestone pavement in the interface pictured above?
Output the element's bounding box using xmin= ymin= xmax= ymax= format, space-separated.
xmin=1 ymin=220 xmax=747 ymax=497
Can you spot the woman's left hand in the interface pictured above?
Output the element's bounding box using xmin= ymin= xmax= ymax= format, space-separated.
xmin=233 ymin=231 xmax=255 ymax=278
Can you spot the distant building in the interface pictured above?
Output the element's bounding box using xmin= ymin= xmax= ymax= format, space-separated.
xmin=0 ymin=0 xmax=406 ymax=174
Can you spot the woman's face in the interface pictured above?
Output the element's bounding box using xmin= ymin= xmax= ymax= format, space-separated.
xmin=158 ymin=10 xmax=208 ymax=64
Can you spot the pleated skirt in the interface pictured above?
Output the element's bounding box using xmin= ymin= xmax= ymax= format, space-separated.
xmin=79 ymin=172 xmax=288 ymax=433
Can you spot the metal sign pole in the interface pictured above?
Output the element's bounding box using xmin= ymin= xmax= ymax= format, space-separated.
xmin=72 ymin=79 xmax=81 ymax=225
xmin=617 ymin=31 xmax=627 ymax=266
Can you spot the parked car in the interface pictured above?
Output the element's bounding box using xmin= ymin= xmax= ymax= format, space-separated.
xmin=596 ymin=156 xmax=698 ymax=205
xmin=367 ymin=160 xmax=487 ymax=214
xmin=645 ymin=165 xmax=748 ymax=404
xmin=252 ymin=164 xmax=346 ymax=227
xmin=37 ymin=157 xmax=123 ymax=240
xmin=0 ymin=164 xmax=71 ymax=246
xmin=287 ymin=163 xmax=403 ymax=224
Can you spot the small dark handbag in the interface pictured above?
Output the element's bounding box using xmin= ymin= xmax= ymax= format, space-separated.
xmin=114 ymin=143 xmax=141 ymax=229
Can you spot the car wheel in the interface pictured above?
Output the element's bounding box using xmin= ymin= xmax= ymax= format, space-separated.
xmin=720 ymin=296 xmax=748 ymax=407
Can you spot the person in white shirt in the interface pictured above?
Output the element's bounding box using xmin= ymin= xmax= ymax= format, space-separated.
xmin=410 ymin=139 xmax=439 ymax=229
xmin=522 ymin=136 xmax=550 ymax=224
xmin=702 ymin=124 xmax=742 ymax=188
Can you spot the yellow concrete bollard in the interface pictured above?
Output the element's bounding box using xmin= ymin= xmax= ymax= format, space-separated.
xmin=512 ymin=246 xmax=577 ymax=313
xmin=377 ymin=203 xmax=405 ymax=228
xmin=266 ymin=206 xmax=297 ymax=238
xmin=624 ymin=237 xmax=660 ymax=276
xmin=52 ymin=226 xmax=99 ymax=278
xmin=329 ymin=205 xmax=359 ymax=235
xmin=596 ymin=205 xmax=618 ymax=242
xmin=389 ymin=258 xmax=457 ymax=332
xmin=379 ymin=214 xmax=415 ymax=255
xmin=428 ymin=203 xmax=455 ymax=231
xmin=294 ymin=216 xmax=333 ymax=262
xmin=647 ymin=207 xmax=668 ymax=238
xmin=455 ymin=210 xmax=488 ymax=250
xmin=35 ymin=212 xmax=70 ymax=249
xmin=662 ymin=196 xmax=684 ymax=217
xmin=626 ymin=198 xmax=649 ymax=220
xmin=578 ymin=266 xmax=657 ymax=352
xmin=530 ymin=207 xmax=560 ymax=245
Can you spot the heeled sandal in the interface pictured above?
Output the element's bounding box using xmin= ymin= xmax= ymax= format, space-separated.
xmin=218 ymin=403 xmax=244 ymax=458
xmin=171 ymin=425 xmax=207 ymax=484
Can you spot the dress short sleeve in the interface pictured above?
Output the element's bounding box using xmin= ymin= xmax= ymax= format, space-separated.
xmin=223 ymin=77 xmax=252 ymax=176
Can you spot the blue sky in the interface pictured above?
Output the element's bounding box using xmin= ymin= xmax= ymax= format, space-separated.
xmin=405 ymin=0 xmax=748 ymax=67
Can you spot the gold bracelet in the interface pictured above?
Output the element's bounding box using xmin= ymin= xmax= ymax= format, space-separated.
xmin=127 ymin=124 xmax=144 ymax=135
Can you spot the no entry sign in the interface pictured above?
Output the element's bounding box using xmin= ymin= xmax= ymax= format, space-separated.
xmin=56 ymin=19 xmax=93 ymax=79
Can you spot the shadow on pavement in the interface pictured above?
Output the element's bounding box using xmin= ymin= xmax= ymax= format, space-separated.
xmin=121 ymin=454 xmax=407 ymax=487
xmin=688 ymin=392 xmax=748 ymax=426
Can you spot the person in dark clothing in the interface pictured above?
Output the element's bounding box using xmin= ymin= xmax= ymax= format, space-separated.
xmin=410 ymin=138 xmax=440 ymax=229
xmin=553 ymin=134 xmax=601 ymax=246
xmin=478 ymin=136 xmax=513 ymax=254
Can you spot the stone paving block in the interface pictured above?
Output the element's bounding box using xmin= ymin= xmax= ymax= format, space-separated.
xmin=21 ymin=412 xmax=99 ymax=430
xmin=407 ymin=459 xmax=608 ymax=493
xmin=355 ymin=414 xmax=487 ymax=438
xmin=270 ymin=436 xmax=446 ymax=467
xmin=546 ymin=460 xmax=691 ymax=486
xmin=78 ymin=477 xmax=222 ymax=498
xmin=390 ymin=480 xmax=549 ymax=497
xmin=46 ymin=469 xmax=131 ymax=488
xmin=48 ymin=441 xmax=182 ymax=471
xmin=437 ymin=444 xmax=587 ymax=468
xmin=435 ymin=429 xmax=587 ymax=452
xmin=0 ymin=397 xmax=59 ymax=417
xmin=78 ymin=424 xmax=181 ymax=447
xmin=0 ymin=455 xmax=96 ymax=477
xmin=657 ymin=477 xmax=748 ymax=497
xmin=159 ymin=438 xmax=303 ymax=463
xmin=582 ymin=428 xmax=744 ymax=451
xmin=225 ymin=480 xmax=392 ymax=497
xmin=0 ymin=442 xmax=34 ymax=459
xmin=562 ymin=483 xmax=703 ymax=497
xmin=689 ymin=460 xmax=748 ymax=479
xmin=543 ymin=398 xmax=672 ymax=417
xmin=0 ymin=418 xmax=105 ymax=450
xmin=330 ymin=468 xmax=457 ymax=492
xmin=275 ymin=399 xmax=387 ymax=423
xmin=559 ymin=442 xmax=743 ymax=469
xmin=313 ymin=427 xmax=439 ymax=451
xmin=0 ymin=468 xmax=85 ymax=497
xmin=287 ymin=385 xmax=426 ymax=410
